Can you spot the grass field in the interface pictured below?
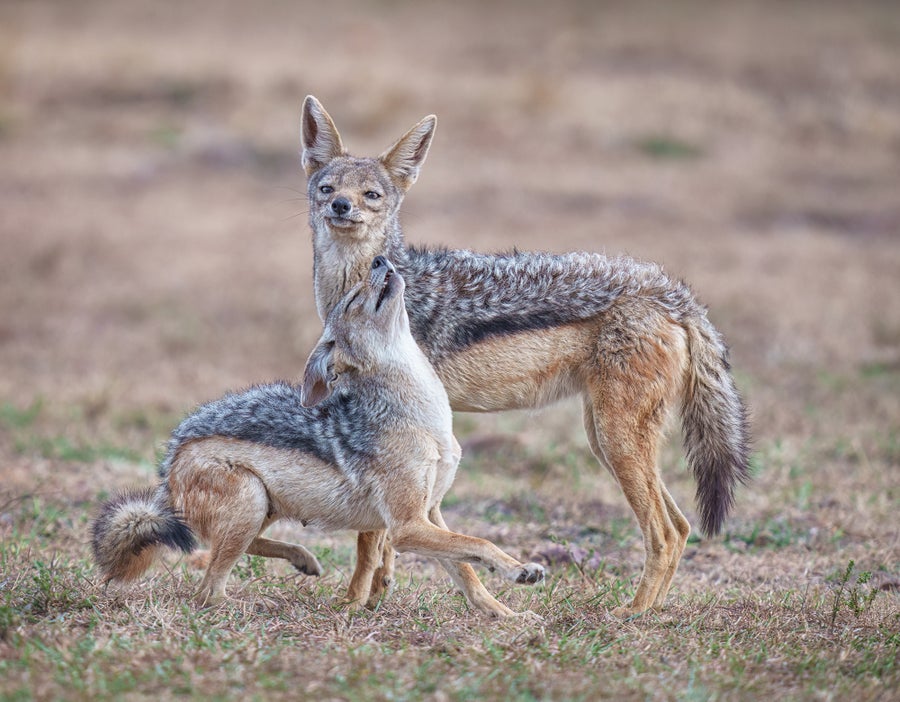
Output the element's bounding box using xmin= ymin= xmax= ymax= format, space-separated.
xmin=1 ymin=1 xmax=898 ymax=700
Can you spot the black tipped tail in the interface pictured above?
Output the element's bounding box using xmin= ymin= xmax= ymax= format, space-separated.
xmin=682 ymin=320 xmax=752 ymax=536
xmin=91 ymin=487 xmax=196 ymax=582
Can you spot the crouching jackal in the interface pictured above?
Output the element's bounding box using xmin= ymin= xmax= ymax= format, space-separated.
xmin=92 ymin=257 xmax=544 ymax=617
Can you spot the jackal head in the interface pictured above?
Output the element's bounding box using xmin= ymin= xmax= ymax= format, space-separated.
xmin=301 ymin=96 xmax=436 ymax=249
xmin=301 ymin=255 xmax=410 ymax=407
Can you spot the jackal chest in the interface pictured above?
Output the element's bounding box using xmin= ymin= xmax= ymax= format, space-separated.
xmin=313 ymin=240 xmax=381 ymax=318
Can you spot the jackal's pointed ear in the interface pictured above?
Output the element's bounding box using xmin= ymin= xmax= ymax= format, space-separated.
xmin=301 ymin=95 xmax=345 ymax=177
xmin=301 ymin=339 xmax=336 ymax=407
xmin=379 ymin=115 xmax=437 ymax=192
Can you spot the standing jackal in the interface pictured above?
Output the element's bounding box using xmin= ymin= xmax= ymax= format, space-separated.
xmin=300 ymin=96 xmax=751 ymax=616
xmin=92 ymin=257 xmax=544 ymax=616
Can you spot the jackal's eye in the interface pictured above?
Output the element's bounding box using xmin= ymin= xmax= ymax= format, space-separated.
xmin=319 ymin=184 xmax=334 ymax=195
xmin=364 ymin=190 xmax=381 ymax=200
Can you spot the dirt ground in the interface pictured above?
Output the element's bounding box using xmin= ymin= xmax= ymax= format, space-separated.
xmin=1 ymin=1 xmax=898 ymax=700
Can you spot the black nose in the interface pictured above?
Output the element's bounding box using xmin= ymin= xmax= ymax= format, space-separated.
xmin=331 ymin=197 xmax=351 ymax=216
xmin=372 ymin=256 xmax=387 ymax=270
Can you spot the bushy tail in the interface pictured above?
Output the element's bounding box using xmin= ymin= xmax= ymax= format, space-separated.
xmin=681 ymin=316 xmax=751 ymax=536
xmin=91 ymin=486 xmax=196 ymax=582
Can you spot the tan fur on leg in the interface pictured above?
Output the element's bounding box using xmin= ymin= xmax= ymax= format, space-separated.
xmin=389 ymin=515 xmax=544 ymax=586
xmin=246 ymin=537 xmax=321 ymax=576
xmin=365 ymin=534 xmax=395 ymax=608
xmin=168 ymin=454 xmax=270 ymax=606
xmin=586 ymin=318 xmax=688 ymax=616
xmin=428 ymin=507 xmax=515 ymax=617
xmin=344 ymin=531 xmax=383 ymax=609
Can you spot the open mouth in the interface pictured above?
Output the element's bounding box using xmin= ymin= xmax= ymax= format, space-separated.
xmin=374 ymin=269 xmax=394 ymax=312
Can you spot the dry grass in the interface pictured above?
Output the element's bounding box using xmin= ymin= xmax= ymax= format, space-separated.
xmin=1 ymin=1 xmax=899 ymax=700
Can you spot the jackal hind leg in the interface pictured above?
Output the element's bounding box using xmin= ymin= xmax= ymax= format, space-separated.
xmin=176 ymin=463 xmax=270 ymax=607
xmin=585 ymin=334 xmax=687 ymax=617
xmin=650 ymin=485 xmax=691 ymax=609
xmin=584 ymin=403 xmax=675 ymax=615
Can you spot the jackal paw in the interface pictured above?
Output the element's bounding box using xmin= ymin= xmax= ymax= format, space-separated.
xmin=610 ymin=605 xmax=645 ymax=619
xmin=512 ymin=562 xmax=545 ymax=585
xmin=193 ymin=588 xmax=224 ymax=609
xmin=471 ymin=596 xmax=516 ymax=618
xmin=290 ymin=552 xmax=322 ymax=577
xmin=331 ymin=595 xmax=366 ymax=613
xmin=365 ymin=574 xmax=393 ymax=609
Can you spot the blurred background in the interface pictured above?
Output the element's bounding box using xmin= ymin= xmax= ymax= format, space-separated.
xmin=1 ymin=1 xmax=898 ymax=536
